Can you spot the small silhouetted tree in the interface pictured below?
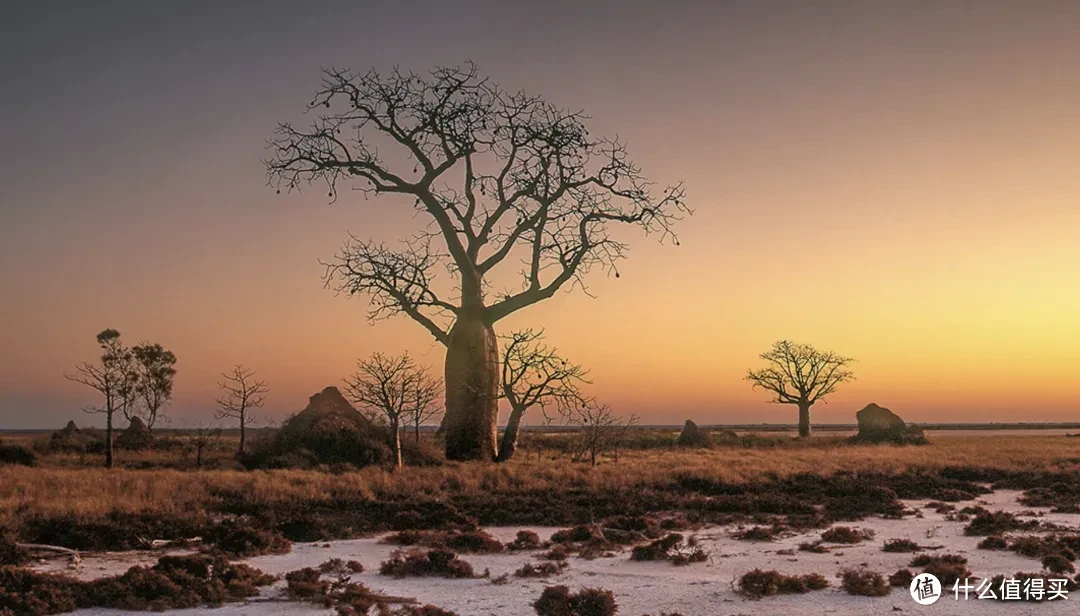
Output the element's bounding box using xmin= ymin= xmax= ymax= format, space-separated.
xmin=64 ymin=329 xmax=138 ymax=468
xmin=745 ymin=340 xmax=855 ymax=438
xmin=405 ymin=368 xmax=443 ymax=444
xmin=343 ymin=352 xmax=433 ymax=468
xmin=268 ymin=62 xmax=689 ymax=461
xmin=129 ymin=343 xmax=177 ymax=432
xmin=215 ymin=365 xmax=269 ymax=454
xmin=497 ymin=329 xmax=590 ymax=462
xmin=183 ymin=423 xmax=221 ymax=469
xmin=573 ymin=403 xmax=638 ymax=467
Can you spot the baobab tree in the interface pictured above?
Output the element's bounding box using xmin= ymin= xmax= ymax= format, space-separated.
xmin=64 ymin=329 xmax=138 ymax=468
xmin=745 ymin=340 xmax=855 ymax=438
xmin=497 ymin=329 xmax=590 ymax=462
xmin=343 ymin=352 xmax=437 ymax=468
xmin=267 ymin=62 xmax=689 ymax=460
xmin=215 ymin=364 xmax=269 ymax=454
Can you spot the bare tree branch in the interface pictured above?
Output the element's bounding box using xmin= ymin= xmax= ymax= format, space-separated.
xmin=215 ymin=364 xmax=269 ymax=454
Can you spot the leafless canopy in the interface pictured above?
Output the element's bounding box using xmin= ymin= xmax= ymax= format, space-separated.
xmin=215 ymin=364 xmax=269 ymax=453
xmin=745 ymin=340 xmax=855 ymax=405
xmin=572 ymin=403 xmax=638 ymax=467
xmin=342 ymin=352 xmax=440 ymax=466
xmin=266 ymin=62 xmax=690 ymax=340
xmin=215 ymin=365 xmax=269 ymax=419
xmin=502 ymin=328 xmax=590 ymax=419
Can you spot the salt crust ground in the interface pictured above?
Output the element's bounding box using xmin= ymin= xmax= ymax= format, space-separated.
xmin=46 ymin=490 xmax=1078 ymax=616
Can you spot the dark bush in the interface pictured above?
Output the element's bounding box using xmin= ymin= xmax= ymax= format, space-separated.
xmin=733 ymin=526 xmax=779 ymax=541
xmin=977 ymin=536 xmax=1008 ymax=550
xmin=383 ymin=529 xmax=503 ymax=553
xmin=908 ymin=554 xmax=969 ymax=586
xmin=379 ymin=549 xmax=475 ymax=578
xmin=964 ymin=511 xmax=1039 ymax=536
xmin=1043 ymin=554 xmax=1076 ymax=575
xmin=736 ymin=569 xmax=829 ymax=598
xmin=820 ymin=526 xmax=874 ymax=544
xmin=798 ymin=540 xmax=827 ymax=553
xmin=839 ymin=569 xmax=890 ymax=596
xmin=882 ymin=538 xmax=920 ymax=552
xmin=888 ymin=568 xmax=914 ymax=587
xmin=508 ymin=530 xmax=543 ymax=550
xmin=203 ymin=519 xmax=291 ymax=557
xmin=0 ymin=441 xmax=36 ymax=466
xmin=533 ymin=585 xmax=617 ymax=616
xmin=514 ymin=562 xmax=567 ymax=578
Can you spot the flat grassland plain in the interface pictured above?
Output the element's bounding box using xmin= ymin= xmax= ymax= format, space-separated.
xmin=3 ymin=431 xmax=1080 ymax=615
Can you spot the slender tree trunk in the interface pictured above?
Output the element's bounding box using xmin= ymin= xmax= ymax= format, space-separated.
xmin=238 ymin=412 xmax=246 ymax=454
xmin=414 ymin=422 xmax=421 ymax=444
xmin=496 ymin=405 xmax=526 ymax=462
xmin=391 ymin=419 xmax=402 ymax=468
xmin=105 ymin=409 xmax=114 ymax=469
xmin=443 ymin=312 xmax=499 ymax=461
xmin=196 ymin=445 xmax=203 ymax=469
xmin=797 ymin=401 xmax=812 ymax=438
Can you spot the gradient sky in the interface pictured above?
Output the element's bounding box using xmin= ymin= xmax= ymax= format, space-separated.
xmin=2 ymin=1 xmax=1078 ymax=429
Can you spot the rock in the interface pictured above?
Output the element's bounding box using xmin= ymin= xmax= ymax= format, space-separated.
xmin=49 ymin=420 xmax=103 ymax=453
xmin=676 ymin=419 xmax=713 ymax=448
xmin=852 ymin=403 xmax=927 ymax=445
xmin=115 ymin=416 xmax=153 ymax=450
xmin=244 ymin=386 xmax=441 ymax=469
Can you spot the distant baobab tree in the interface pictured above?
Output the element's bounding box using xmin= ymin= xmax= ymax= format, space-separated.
xmin=343 ymin=352 xmax=438 ymax=468
xmin=498 ymin=329 xmax=590 ymax=462
xmin=215 ymin=365 xmax=269 ymax=454
xmin=745 ymin=340 xmax=855 ymax=438
xmin=64 ymin=329 xmax=138 ymax=468
xmin=266 ymin=62 xmax=690 ymax=461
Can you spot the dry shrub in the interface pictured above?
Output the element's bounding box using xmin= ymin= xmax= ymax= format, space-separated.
xmin=820 ymin=526 xmax=874 ymax=544
xmin=508 ymin=530 xmax=543 ymax=550
xmin=0 ymin=553 xmax=276 ymax=615
xmin=0 ymin=535 xmax=28 ymax=566
xmin=379 ymin=549 xmax=474 ymax=578
xmin=924 ymin=501 xmax=955 ymax=513
xmin=284 ymin=566 xmax=382 ymax=615
xmin=1008 ymin=535 xmax=1079 ymax=560
xmin=539 ymin=546 xmax=570 ymax=562
xmin=977 ymin=536 xmax=1008 ymax=550
xmin=732 ymin=525 xmax=779 ymax=542
xmin=203 ymin=518 xmax=291 ymax=557
xmin=1043 ymin=554 xmax=1076 ymax=574
xmin=964 ymin=510 xmax=1040 ymax=536
xmin=798 ymin=540 xmax=828 ymax=553
xmin=736 ymin=569 xmax=829 ymax=598
xmin=382 ymin=529 xmax=503 ymax=553
xmin=839 ymin=569 xmax=890 ymax=596
xmin=630 ymin=533 xmax=706 ymax=565
xmin=888 ymin=568 xmax=914 ymax=587
xmin=533 ymin=585 xmax=617 ymax=616
xmin=881 ymin=538 xmax=920 ymax=553
xmin=908 ymin=554 xmax=969 ymax=586
xmin=0 ymin=441 xmax=36 ymax=467
xmin=391 ymin=606 xmax=461 ymax=616
xmin=984 ymin=573 xmax=1079 ymax=601
xmin=514 ymin=561 xmax=567 ymax=578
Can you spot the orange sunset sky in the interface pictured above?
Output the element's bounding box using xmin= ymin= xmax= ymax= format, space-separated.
xmin=1 ymin=1 xmax=1078 ymax=429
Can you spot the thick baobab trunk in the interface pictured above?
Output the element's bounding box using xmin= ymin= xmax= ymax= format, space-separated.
xmin=443 ymin=314 xmax=499 ymax=461
xmin=797 ymin=401 xmax=811 ymax=438
xmin=495 ymin=405 xmax=526 ymax=462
